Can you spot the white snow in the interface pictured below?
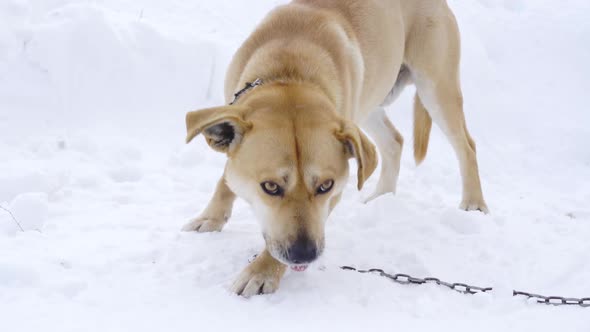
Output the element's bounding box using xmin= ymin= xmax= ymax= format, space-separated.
xmin=1 ymin=0 xmax=589 ymax=331
xmin=3 ymin=192 xmax=48 ymax=233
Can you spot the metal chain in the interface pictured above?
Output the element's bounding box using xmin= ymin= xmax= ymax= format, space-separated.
xmin=341 ymin=266 xmax=590 ymax=308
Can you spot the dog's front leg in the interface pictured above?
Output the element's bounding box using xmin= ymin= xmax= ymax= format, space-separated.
xmin=182 ymin=176 xmax=236 ymax=232
xmin=231 ymin=249 xmax=287 ymax=297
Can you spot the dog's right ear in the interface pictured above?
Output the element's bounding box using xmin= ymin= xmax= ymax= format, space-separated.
xmin=185 ymin=105 xmax=252 ymax=153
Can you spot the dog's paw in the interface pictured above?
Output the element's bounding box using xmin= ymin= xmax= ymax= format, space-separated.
xmin=181 ymin=217 xmax=226 ymax=232
xmin=230 ymin=267 xmax=281 ymax=298
xmin=363 ymin=189 xmax=395 ymax=204
xmin=362 ymin=180 xmax=397 ymax=204
xmin=460 ymin=199 xmax=489 ymax=214
xmin=231 ymin=275 xmax=279 ymax=298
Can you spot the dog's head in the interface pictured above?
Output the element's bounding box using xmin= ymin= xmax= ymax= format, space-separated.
xmin=185 ymin=84 xmax=377 ymax=268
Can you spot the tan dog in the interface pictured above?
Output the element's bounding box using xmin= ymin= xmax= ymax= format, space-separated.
xmin=183 ymin=0 xmax=488 ymax=297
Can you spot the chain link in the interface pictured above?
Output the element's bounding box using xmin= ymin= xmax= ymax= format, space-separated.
xmin=341 ymin=266 xmax=589 ymax=307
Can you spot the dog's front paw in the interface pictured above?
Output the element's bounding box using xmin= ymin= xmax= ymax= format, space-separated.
xmin=460 ymin=199 xmax=489 ymax=214
xmin=181 ymin=216 xmax=226 ymax=232
xmin=231 ymin=268 xmax=280 ymax=298
xmin=230 ymin=250 xmax=286 ymax=298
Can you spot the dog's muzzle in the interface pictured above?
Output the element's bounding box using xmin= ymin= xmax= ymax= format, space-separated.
xmin=265 ymin=233 xmax=323 ymax=271
xmin=286 ymin=234 xmax=318 ymax=264
xmin=285 ymin=234 xmax=321 ymax=272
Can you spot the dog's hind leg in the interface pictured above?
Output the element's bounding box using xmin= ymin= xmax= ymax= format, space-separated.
xmin=411 ymin=74 xmax=488 ymax=213
xmin=405 ymin=6 xmax=488 ymax=213
xmin=362 ymin=107 xmax=404 ymax=203
xmin=182 ymin=175 xmax=236 ymax=232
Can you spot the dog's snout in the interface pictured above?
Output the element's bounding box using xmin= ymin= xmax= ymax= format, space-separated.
xmin=287 ymin=234 xmax=318 ymax=264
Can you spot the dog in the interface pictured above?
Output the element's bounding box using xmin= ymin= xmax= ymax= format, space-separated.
xmin=183 ymin=0 xmax=488 ymax=297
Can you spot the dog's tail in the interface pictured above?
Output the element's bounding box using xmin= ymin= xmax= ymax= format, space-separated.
xmin=413 ymin=93 xmax=432 ymax=165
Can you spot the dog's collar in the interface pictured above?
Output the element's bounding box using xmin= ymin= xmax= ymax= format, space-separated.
xmin=229 ymin=78 xmax=263 ymax=105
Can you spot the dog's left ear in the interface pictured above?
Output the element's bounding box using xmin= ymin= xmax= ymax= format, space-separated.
xmin=185 ymin=105 xmax=252 ymax=153
xmin=336 ymin=122 xmax=378 ymax=190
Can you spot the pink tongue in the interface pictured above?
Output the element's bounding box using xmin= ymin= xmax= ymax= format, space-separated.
xmin=290 ymin=265 xmax=308 ymax=272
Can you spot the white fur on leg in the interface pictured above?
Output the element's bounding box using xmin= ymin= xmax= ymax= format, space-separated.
xmin=181 ymin=215 xmax=227 ymax=232
xmin=362 ymin=108 xmax=403 ymax=203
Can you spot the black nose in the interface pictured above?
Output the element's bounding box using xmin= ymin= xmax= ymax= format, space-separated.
xmin=287 ymin=235 xmax=318 ymax=264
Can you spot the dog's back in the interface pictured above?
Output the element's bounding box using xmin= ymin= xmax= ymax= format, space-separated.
xmin=226 ymin=0 xmax=457 ymax=121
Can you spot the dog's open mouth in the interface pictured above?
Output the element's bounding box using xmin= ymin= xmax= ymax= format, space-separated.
xmin=290 ymin=264 xmax=309 ymax=272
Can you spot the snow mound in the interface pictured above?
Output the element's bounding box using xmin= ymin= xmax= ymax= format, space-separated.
xmin=3 ymin=192 xmax=49 ymax=233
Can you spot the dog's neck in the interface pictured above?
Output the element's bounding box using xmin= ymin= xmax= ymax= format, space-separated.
xmin=235 ymin=40 xmax=343 ymax=112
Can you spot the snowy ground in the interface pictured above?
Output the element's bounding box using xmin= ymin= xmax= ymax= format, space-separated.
xmin=1 ymin=0 xmax=589 ymax=331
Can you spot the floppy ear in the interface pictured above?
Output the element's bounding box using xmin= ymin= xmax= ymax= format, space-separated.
xmin=336 ymin=122 xmax=378 ymax=190
xmin=185 ymin=105 xmax=252 ymax=153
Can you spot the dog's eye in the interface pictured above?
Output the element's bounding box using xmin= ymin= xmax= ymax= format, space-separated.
xmin=261 ymin=181 xmax=283 ymax=196
xmin=317 ymin=179 xmax=334 ymax=194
